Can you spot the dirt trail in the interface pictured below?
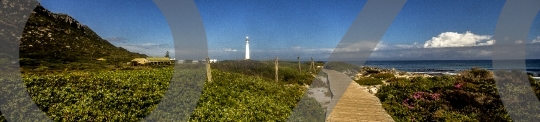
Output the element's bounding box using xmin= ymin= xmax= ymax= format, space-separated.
xmin=323 ymin=69 xmax=394 ymax=122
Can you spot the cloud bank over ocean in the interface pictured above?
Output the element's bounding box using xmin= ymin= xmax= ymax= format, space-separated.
xmin=203 ymin=31 xmax=539 ymax=61
xmin=367 ymin=31 xmax=539 ymax=60
xmin=338 ymin=31 xmax=539 ymax=61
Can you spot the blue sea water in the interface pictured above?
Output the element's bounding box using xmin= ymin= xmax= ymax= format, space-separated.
xmin=352 ymin=59 xmax=540 ymax=76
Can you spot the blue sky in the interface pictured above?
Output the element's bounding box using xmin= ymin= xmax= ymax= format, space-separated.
xmin=40 ymin=0 xmax=174 ymax=57
xmin=39 ymin=0 xmax=540 ymax=61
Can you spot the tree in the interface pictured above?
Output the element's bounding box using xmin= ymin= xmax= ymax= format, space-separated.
xmin=165 ymin=51 xmax=169 ymax=58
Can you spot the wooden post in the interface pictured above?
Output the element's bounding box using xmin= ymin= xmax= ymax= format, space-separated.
xmin=298 ymin=57 xmax=301 ymax=73
xmin=275 ymin=57 xmax=279 ymax=82
xmin=310 ymin=57 xmax=314 ymax=73
xmin=206 ymin=57 xmax=212 ymax=82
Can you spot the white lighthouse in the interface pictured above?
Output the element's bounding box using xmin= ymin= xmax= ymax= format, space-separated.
xmin=245 ymin=36 xmax=250 ymax=60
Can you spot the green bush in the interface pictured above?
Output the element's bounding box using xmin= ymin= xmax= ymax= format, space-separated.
xmin=287 ymin=95 xmax=326 ymax=121
xmin=385 ymin=77 xmax=408 ymax=83
xmin=0 ymin=112 xmax=4 ymax=122
xmin=375 ymin=68 xmax=538 ymax=121
xmin=12 ymin=67 xmax=174 ymax=121
xmin=189 ymin=69 xmax=321 ymax=121
xmin=355 ymin=77 xmax=383 ymax=86
xmin=211 ymin=60 xmax=316 ymax=85
xmin=371 ymin=73 xmax=395 ymax=80
xmin=3 ymin=60 xmax=323 ymax=121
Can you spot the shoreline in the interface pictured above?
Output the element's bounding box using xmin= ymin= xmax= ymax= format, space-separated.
xmin=360 ymin=65 xmax=540 ymax=77
xmin=360 ymin=66 xmax=540 ymax=77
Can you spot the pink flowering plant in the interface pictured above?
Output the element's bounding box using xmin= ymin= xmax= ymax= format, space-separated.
xmin=374 ymin=68 xmax=537 ymax=121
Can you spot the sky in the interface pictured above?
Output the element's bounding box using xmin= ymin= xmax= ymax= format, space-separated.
xmin=38 ymin=0 xmax=540 ymax=61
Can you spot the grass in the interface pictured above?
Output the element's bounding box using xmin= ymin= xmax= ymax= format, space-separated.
xmin=355 ymin=77 xmax=383 ymax=86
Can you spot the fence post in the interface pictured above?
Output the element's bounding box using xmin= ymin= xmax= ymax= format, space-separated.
xmin=275 ymin=57 xmax=279 ymax=82
xmin=310 ymin=57 xmax=315 ymax=73
xmin=206 ymin=57 xmax=212 ymax=82
xmin=298 ymin=57 xmax=301 ymax=73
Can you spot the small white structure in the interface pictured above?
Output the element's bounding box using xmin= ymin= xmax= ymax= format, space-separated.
xmin=210 ymin=59 xmax=217 ymax=63
xmin=245 ymin=36 xmax=250 ymax=60
xmin=202 ymin=59 xmax=218 ymax=63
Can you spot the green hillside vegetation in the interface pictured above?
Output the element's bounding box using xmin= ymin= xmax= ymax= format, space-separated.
xmin=370 ymin=73 xmax=395 ymax=80
xmin=189 ymin=69 xmax=324 ymax=121
xmin=355 ymin=77 xmax=383 ymax=86
xmin=211 ymin=60 xmax=320 ymax=85
xmin=19 ymin=4 xmax=147 ymax=71
xmin=0 ymin=61 xmax=324 ymax=121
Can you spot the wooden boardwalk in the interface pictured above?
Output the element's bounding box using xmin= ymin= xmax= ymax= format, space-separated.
xmin=323 ymin=69 xmax=394 ymax=122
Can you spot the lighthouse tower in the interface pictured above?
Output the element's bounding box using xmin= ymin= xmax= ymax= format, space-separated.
xmin=245 ymin=36 xmax=250 ymax=60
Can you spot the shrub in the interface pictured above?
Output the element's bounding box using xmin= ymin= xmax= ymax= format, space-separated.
xmin=0 ymin=113 xmax=4 ymax=122
xmin=371 ymin=73 xmax=395 ymax=80
xmin=15 ymin=67 xmax=175 ymax=121
xmin=385 ymin=77 xmax=408 ymax=83
xmin=189 ymin=69 xmax=320 ymax=121
xmin=355 ymin=77 xmax=383 ymax=86
xmin=375 ymin=67 xmax=523 ymax=121
xmin=211 ymin=60 xmax=316 ymax=85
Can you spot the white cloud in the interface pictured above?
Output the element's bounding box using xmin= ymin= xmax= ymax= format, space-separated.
xmin=121 ymin=45 xmax=174 ymax=57
xmin=333 ymin=41 xmax=379 ymax=53
xmin=304 ymin=48 xmax=334 ymax=53
xmin=394 ymin=42 xmax=421 ymax=49
xmin=104 ymin=37 xmax=127 ymax=43
xmin=290 ymin=46 xmax=333 ymax=53
xmin=371 ymin=42 xmax=422 ymax=51
xmin=515 ymin=40 xmax=523 ymax=44
xmin=373 ymin=42 xmax=388 ymax=51
xmin=292 ymin=46 xmax=303 ymax=50
xmin=139 ymin=43 xmax=168 ymax=47
xmin=224 ymin=48 xmax=237 ymax=52
xmin=532 ymin=36 xmax=540 ymax=43
xmin=119 ymin=43 xmax=174 ymax=57
xmin=423 ymin=31 xmax=495 ymax=48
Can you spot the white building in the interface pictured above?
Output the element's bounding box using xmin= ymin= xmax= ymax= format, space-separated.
xmin=202 ymin=59 xmax=218 ymax=63
xmin=245 ymin=36 xmax=250 ymax=60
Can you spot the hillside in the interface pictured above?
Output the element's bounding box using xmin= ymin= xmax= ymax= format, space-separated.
xmin=19 ymin=4 xmax=147 ymax=70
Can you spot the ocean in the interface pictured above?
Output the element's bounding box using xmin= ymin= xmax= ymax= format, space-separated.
xmin=350 ymin=59 xmax=540 ymax=76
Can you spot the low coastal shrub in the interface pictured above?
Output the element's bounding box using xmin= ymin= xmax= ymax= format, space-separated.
xmin=211 ymin=60 xmax=316 ymax=85
xmin=361 ymin=67 xmax=380 ymax=75
xmin=3 ymin=65 xmax=322 ymax=121
xmin=189 ymin=69 xmax=324 ymax=121
xmin=355 ymin=77 xmax=383 ymax=86
xmin=371 ymin=73 xmax=395 ymax=80
xmin=323 ymin=61 xmax=361 ymax=72
xmin=376 ymin=68 xmax=540 ymax=121
xmin=385 ymin=77 xmax=408 ymax=83
xmin=0 ymin=112 xmax=3 ymax=122
xmin=14 ymin=67 xmax=175 ymax=121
